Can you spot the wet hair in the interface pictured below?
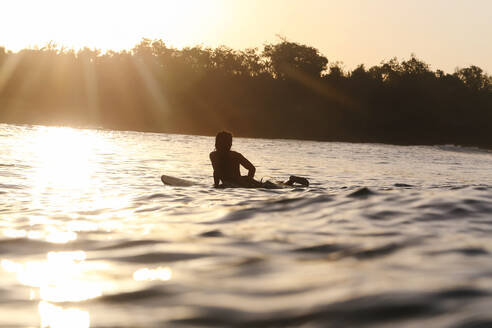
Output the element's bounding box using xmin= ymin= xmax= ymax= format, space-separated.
xmin=215 ymin=131 xmax=232 ymax=152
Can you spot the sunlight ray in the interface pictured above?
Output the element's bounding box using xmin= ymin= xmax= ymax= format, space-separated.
xmin=81 ymin=51 xmax=101 ymax=125
xmin=132 ymin=56 xmax=169 ymax=113
xmin=0 ymin=51 xmax=21 ymax=93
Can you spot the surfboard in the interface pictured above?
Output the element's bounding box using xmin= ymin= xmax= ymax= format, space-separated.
xmin=161 ymin=175 xmax=197 ymax=187
xmin=161 ymin=175 xmax=308 ymax=189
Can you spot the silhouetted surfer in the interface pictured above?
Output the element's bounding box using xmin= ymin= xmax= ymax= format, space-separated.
xmin=209 ymin=131 xmax=260 ymax=188
xmin=209 ymin=131 xmax=309 ymax=188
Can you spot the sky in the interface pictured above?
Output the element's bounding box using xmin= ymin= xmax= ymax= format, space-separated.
xmin=0 ymin=0 xmax=491 ymax=73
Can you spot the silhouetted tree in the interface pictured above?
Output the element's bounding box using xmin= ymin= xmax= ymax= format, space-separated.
xmin=262 ymin=40 xmax=328 ymax=80
xmin=454 ymin=66 xmax=491 ymax=92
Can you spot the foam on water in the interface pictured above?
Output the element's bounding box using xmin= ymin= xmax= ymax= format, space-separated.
xmin=1 ymin=123 xmax=492 ymax=327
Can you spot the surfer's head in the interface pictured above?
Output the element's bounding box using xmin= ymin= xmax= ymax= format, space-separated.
xmin=215 ymin=131 xmax=232 ymax=152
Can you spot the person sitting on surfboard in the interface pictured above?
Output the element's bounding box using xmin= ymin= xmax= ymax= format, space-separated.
xmin=209 ymin=131 xmax=309 ymax=188
xmin=210 ymin=131 xmax=262 ymax=188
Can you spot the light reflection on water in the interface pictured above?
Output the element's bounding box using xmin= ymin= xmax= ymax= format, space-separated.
xmin=29 ymin=127 xmax=99 ymax=190
xmin=1 ymin=251 xmax=110 ymax=303
xmin=133 ymin=266 xmax=172 ymax=281
xmin=1 ymin=124 xmax=492 ymax=327
xmin=0 ymin=123 xmax=178 ymax=326
xmin=23 ymin=126 xmax=132 ymax=218
xmin=39 ymin=301 xmax=90 ymax=328
xmin=2 ymin=249 xmax=111 ymax=327
xmin=2 ymin=247 xmax=173 ymax=326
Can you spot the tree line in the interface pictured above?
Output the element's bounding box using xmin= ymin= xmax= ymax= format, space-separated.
xmin=0 ymin=38 xmax=491 ymax=148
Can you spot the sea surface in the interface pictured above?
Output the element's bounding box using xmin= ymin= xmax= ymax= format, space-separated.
xmin=1 ymin=123 xmax=492 ymax=328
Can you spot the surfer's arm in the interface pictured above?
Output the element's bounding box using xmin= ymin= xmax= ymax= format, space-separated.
xmin=209 ymin=152 xmax=221 ymax=187
xmin=213 ymin=171 xmax=220 ymax=187
xmin=238 ymin=154 xmax=256 ymax=179
xmin=210 ymin=152 xmax=222 ymax=187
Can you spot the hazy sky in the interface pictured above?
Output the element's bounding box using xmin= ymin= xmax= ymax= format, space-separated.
xmin=1 ymin=0 xmax=491 ymax=73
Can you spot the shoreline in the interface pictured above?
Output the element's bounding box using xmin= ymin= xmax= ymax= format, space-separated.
xmin=3 ymin=120 xmax=491 ymax=151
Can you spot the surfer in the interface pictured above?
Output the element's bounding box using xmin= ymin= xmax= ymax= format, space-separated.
xmin=209 ymin=131 xmax=309 ymax=188
xmin=210 ymin=131 xmax=262 ymax=188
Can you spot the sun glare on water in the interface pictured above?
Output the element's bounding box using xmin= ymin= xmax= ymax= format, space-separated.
xmin=3 ymin=126 xmax=134 ymax=244
xmin=1 ymin=251 xmax=108 ymax=328
xmin=30 ymin=127 xmax=99 ymax=190
xmin=25 ymin=126 xmax=132 ymax=212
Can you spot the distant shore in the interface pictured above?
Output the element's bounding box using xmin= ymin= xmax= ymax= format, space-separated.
xmin=1 ymin=39 xmax=491 ymax=149
xmin=3 ymin=121 xmax=491 ymax=152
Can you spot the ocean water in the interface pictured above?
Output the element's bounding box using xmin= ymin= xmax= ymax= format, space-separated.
xmin=1 ymin=123 xmax=492 ymax=328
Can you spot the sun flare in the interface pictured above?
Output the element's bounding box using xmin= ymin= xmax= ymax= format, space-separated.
xmin=1 ymin=0 xmax=226 ymax=51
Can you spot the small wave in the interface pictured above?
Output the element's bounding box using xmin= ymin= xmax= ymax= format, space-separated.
xmin=134 ymin=193 xmax=172 ymax=201
xmin=0 ymin=183 xmax=26 ymax=190
xmin=452 ymin=319 xmax=492 ymax=328
xmin=394 ymin=183 xmax=414 ymax=188
xmin=101 ymin=251 xmax=208 ymax=263
xmin=356 ymin=231 xmax=402 ymax=237
xmin=135 ymin=206 xmax=164 ymax=213
xmin=162 ymin=287 xmax=492 ymax=326
xmin=294 ymin=239 xmax=421 ymax=261
xmin=0 ymin=238 xmax=62 ymax=255
xmin=77 ymin=209 xmax=105 ymax=216
xmin=353 ymin=242 xmax=411 ymax=260
xmin=0 ymin=163 xmax=31 ymax=168
xmin=199 ymin=229 xmax=224 ymax=237
xmin=170 ymin=292 xmax=439 ymax=327
xmin=347 ymin=187 xmax=376 ymax=198
xmin=434 ymin=144 xmax=492 ymax=155
xmin=435 ymin=287 xmax=490 ymax=299
xmin=294 ymin=243 xmax=351 ymax=254
xmin=204 ymin=195 xmax=332 ymax=224
xmin=426 ymin=247 xmax=489 ymax=257
xmin=97 ymin=286 xmax=178 ymax=304
xmin=366 ymin=210 xmax=406 ymax=221
xmin=95 ymin=239 xmax=166 ymax=251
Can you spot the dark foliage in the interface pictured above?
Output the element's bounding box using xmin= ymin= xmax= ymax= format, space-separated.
xmin=0 ymin=39 xmax=491 ymax=148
